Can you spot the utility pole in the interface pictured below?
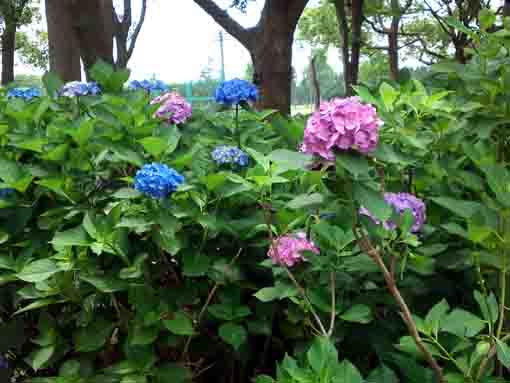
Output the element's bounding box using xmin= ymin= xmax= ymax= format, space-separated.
xmin=219 ymin=30 xmax=226 ymax=82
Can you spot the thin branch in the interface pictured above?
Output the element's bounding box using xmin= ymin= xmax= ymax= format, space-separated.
xmin=423 ymin=0 xmax=455 ymax=38
xmin=127 ymin=0 xmax=147 ymax=59
xmin=354 ymin=229 xmax=445 ymax=383
xmin=193 ymin=0 xmax=254 ymax=49
xmin=327 ymin=271 xmax=336 ymax=336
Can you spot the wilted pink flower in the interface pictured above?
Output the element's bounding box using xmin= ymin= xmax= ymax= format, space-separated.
xmin=267 ymin=232 xmax=319 ymax=267
xmin=301 ymin=97 xmax=382 ymax=160
xmin=151 ymin=92 xmax=192 ymax=125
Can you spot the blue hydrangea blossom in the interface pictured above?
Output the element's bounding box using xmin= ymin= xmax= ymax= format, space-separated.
xmin=60 ymin=81 xmax=101 ymax=97
xmin=134 ymin=163 xmax=185 ymax=199
xmin=211 ymin=145 xmax=249 ymax=167
xmin=7 ymin=87 xmax=41 ymax=101
xmin=129 ymin=79 xmax=168 ymax=93
xmin=214 ymin=78 xmax=258 ymax=105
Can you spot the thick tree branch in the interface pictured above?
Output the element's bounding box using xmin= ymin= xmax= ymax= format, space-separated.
xmin=193 ymin=0 xmax=254 ymax=49
xmin=288 ymin=0 xmax=310 ymax=27
xmin=127 ymin=0 xmax=147 ymax=59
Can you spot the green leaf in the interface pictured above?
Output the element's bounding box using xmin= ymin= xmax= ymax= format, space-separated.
xmin=51 ymin=226 xmax=92 ymax=248
xmin=254 ymin=283 xmax=298 ymax=302
xmin=17 ymin=259 xmax=60 ymax=283
xmin=367 ymin=365 xmax=399 ymax=383
xmin=129 ymin=325 xmax=159 ymax=346
xmin=441 ymin=309 xmax=486 ymax=337
xmin=267 ymin=149 xmax=313 ymax=171
xmin=59 ymin=360 xmax=81 ymax=377
xmin=336 ymin=152 xmax=371 ymax=178
xmin=30 ymin=345 xmax=55 ymax=372
xmin=163 ymin=312 xmax=194 ymax=336
xmin=80 ymin=275 xmax=129 ymax=293
xmin=335 ymin=359 xmax=364 ymax=383
xmin=113 ymin=188 xmax=142 ymax=199
xmin=156 ymin=363 xmax=192 ymax=383
xmin=14 ymin=298 xmax=66 ymax=315
xmin=218 ymin=322 xmax=247 ymax=351
xmin=307 ymin=337 xmax=338 ymax=374
xmin=74 ymin=319 xmax=114 ymax=352
xmin=43 ymin=71 xmax=64 ymax=97
xmin=425 ymin=299 xmax=450 ymax=336
xmin=182 ymin=252 xmax=210 ymax=277
xmin=112 ymin=145 xmax=144 ymax=167
xmin=0 ymin=157 xmax=34 ymax=192
xmin=354 ymin=184 xmax=392 ymax=221
xmin=139 ymin=137 xmax=170 ymax=157
xmin=481 ymin=164 xmax=510 ymax=208
xmin=286 ymin=193 xmax=324 ymax=210
xmin=430 ymin=197 xmax=488 ymax=220
xmin=496 ymin=338 xmax=510 ymax=368
xmin=479 ymin=8 xmax=496 ymax=31
xmin=379 ymin=82 xmax=399 ymax=112
xmin=474 ymin=291 xmax=499 ymax=325
xmin=340 ymin=304 xmax=373 ymax=324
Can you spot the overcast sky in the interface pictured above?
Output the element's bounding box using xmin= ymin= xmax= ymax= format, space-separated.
xmin=17 ymin=0 xmax=335 ymax=83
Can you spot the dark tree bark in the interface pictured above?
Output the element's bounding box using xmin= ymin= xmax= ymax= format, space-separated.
xmin=1 ymin=21 xmax=16 ymax=85
xmin=45 ymin=0 xmax=81 ymax=81
xmin=45 ymin=0 xmax=114 ymax=81
xmin=73 ymin=0 xmax=114 ymax=75
xmin=334 ymin=0 xmax=364 ymax=96
xmin=113 ymin=0 xmax=147 ymax=69
xmin=505 ymin=0 xmax=510 ymax=18
xmin=193 ymin=0 xmax=308 ymax=114
xmin=310 ymin=55 xmax=321 ymax=110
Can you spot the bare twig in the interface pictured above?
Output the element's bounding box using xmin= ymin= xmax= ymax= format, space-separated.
xmin=354 ymin=229 xmax=445 ymax=383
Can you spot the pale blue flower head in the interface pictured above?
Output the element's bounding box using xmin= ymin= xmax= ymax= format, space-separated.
xmin=211 ymin=145 xmax=249 ymax=167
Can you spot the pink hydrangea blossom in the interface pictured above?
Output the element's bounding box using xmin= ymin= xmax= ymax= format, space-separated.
xmin=301 ymin=97 xmax=383 ymax=160
xmin=151 ymin=92 xmax=192 ymax=125
xmin=267 ymin=232 xmax=319 ymax=267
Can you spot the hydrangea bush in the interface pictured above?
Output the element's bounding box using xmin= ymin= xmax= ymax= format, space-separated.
xmin=1 ymin=23 xmax=510 ymax=383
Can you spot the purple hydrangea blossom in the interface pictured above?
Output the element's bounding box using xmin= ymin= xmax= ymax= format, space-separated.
xmin=214 ymin=78 xmax=258 ymax=105
xmin=150 ymin=92 xmax=192 ymax=125
xmin=267 ymin=232 xmax=320 ymax=267
xmin=359 ymin=192 xmax=426 ymax=232
xmin=134 ymin=163 xmax=185 ymax=199
xmin=301 ymin=97 xmax=383 ymax=160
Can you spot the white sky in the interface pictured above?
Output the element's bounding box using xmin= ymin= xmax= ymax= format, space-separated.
xmin=16 ymin=0 xmax=337 ymax=83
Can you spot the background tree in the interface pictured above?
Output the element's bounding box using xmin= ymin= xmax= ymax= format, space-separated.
xmin=0 ymin=0 xmax=36 ymax=85
xmin=193 ymin=0 xmax=309 ymax=114
xmin=45 ymin=0 xmax=114 ymax=81
xmin=113 ymin=0 xmax=147 ymax=69
xmin=16 ymin=29 xmax=48 ymax=70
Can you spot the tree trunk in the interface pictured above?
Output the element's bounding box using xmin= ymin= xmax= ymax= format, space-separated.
xmin=251 ymin=1 xmax=305 ymax=114
xmin=334 ymin=0 xmax=351 ymax=96
xmin=349 ymin=0 xmax=364 ymax=93
xmin=73 ymin=0 xmax=114 ymax=75
xmin=388 ymin=28 xmax=399 ymax=81
xmin=1 ymin=22 xmax=16 ymax=85
xmin=45 ymin=0 xmax=81 ymax=81
xmin=310 ymin=56 xmax=321 ymax=110
xmin=505 ymin=0 xmax=510 ymax=18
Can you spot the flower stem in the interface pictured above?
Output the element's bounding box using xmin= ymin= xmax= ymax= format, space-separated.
xmin=328 ymin=271 xmax=336 ymax=336
xmin=235 ymin=104 xmax=240 ymax=146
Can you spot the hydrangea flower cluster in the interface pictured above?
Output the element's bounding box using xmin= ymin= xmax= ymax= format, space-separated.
xmin=7 ymin=87 xmax=41 ymax=101
xmin=215 ymin=78 xmax=258 ymax=105
xmin=60 ymin=81 xmax=101 ymax=97
xmin=359 ymin=192 xmax=426 ymax=233
xmin=211 ymin=145 xmax=249 ymax=167
xmin=267 ymin=232 xmax=320 ymax=267
xmin=151 ymin=92 xmax=192 ymax=125
xmin=128 ymin=79 xmax=168 ymax=93
xmin=301 ymin=97 xmax=383 ymax=160
xmin=134 ymin=163 xmax=185 ymax=199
